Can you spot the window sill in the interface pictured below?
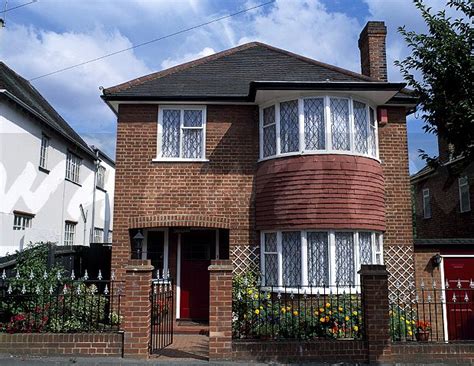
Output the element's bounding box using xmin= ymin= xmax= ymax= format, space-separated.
xmin=258 ymin=150 xmax=380 ymax=163
xmin=38 ymin=166 xmax=50 ymax=174
xmin=65 ymin=178 xmax=82 ymax=187
xmin=152 ymin=158 xmax=210 ymax=163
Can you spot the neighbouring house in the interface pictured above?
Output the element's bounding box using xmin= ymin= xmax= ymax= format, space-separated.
xmin=0 ymin=62 xmax=115 ymax=257
xmin=411 ymin=137 xmax=474 ymax=304
xmin=101 ymin=21 xmax=417 ymax=325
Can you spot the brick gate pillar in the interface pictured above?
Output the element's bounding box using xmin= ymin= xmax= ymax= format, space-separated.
xmin=123 ymin=259 xmax=154 ymax=359
xmin=360 ymin=264 xmax=392 ymax=364
xmin=208 ymin=259 xmax=233 ymax=361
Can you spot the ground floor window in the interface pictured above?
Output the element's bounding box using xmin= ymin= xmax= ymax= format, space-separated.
xmin=261 ymin=230 xmax=383 ymax=287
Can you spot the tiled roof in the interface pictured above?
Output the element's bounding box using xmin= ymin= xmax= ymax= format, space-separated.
xmin=103 ymin=42 xmax=402 ymax=100
xmin=0 ymin=62 xmax=94 ymax=157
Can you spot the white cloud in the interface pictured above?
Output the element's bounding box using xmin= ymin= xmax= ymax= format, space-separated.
xmin=0 ymin=24 xmax=152 ymax=133
xmin=161 ymin=47 xmax=216 ymax=69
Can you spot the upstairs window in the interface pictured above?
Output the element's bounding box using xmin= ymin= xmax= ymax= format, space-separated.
xmin=94 ymin=227 xmax=104 ymax=243
xmin=157 ymin=106 xmax=206 ymax=160
xmin=13 ymin=213 xmax=33 ymax=230
xmin=66 ymin=152 xmax=81 ymax=183
xmin=64 ymin=221 xmax=76 ymax=246
xmin=422 ymin=188 xmax=431 ymax=219
xmin=39 ymin=134 xmax=49 ymax=170
xmin=260 ymin=96 xmax=378 ymax=160
xmin=97 ymin=165 xmax=106 ymax=190
xmin=459 ymin=176 xmax=471 ymax=213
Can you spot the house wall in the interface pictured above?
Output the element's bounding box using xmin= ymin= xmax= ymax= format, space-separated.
xmin=413 ymin=160 xmax=474 ymax=239
xmin=93 ymin=155 xmax=115 ymax=242
xmin=112 ymin=104 xmax=259 ymax=279
xmin=0 ymin=101 xmax=114 ymax=256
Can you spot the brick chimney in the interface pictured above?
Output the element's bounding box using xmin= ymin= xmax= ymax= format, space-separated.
xmin=358 ymin=21 xmax=388 ymax=81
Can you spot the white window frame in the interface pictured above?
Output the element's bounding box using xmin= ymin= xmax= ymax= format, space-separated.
xmin=13 ymin=213 xmax=32 ymax=230
xmin=459 ymin=176 xmax=471 ymax=213
xmin=93 ymin=227 xmax=104 ymax=243
xmin=64 ymin=221 xmax=76 ymax=246
xmin=155 ymin=105 xmax=208 ymax=162
xmin=96 ymin=165 xmax=106 ymax=190
xmin=39 ymin=134 xmax=49 ymax=170
xmin=66 ymin=152 xmax=81 ymax=184
xmin=259 ymin=95 xmax=379 ymax=161
xmin=107 ymin=230 xmax=113 ymax=243
xmin=422 ymin=188 xmax=431 ymax=219
xmin=260 ymin=229 xmax=383 ymax=291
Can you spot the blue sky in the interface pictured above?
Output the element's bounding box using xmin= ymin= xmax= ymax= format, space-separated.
xmin=0 ymin=0 xmax=446 ymax=173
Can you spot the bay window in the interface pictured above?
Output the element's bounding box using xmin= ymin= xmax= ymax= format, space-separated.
xmin=157 ymin=106 xmax=206 ymax=160
xmin=261 ymin=230 xmax=383 ymax=288
xmin=260 ymin=96 xmax=378 ymax=160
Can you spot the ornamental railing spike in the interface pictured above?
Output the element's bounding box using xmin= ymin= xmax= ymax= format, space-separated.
xmin=420 ymin=280 xmax=425 ymax=289
xmin=427 ymin=294 xmax=432 ymax=303
xmin=15 ymin=270 xmax=20 ymax=280
xmin=277 ymin=290 xmax=282 ymax=300
xmin=98 ymin=270 xmax=103 ymax=281
xmin=7 ymin=284 xmax=12 ymax=294
xmin=1 ymin=269 xmax=5 ymax=280
xmin=111 ymin=270 xmax=115 ymax=281
xmin=452 ymin=293 xmax=457 ymax=302
xmin=21 ymin=284 xmax=26 ymax=294
xmin=470 ymin=279 xmax=474 ymax=289
xmin=63 ymin=284 xmax=68 ymax=294
xmin=71 ymin=270 xmax=75 ymax=281
xmin=49 ymin=285 xmax=53 ymax=294
xmin=415 ymin=294 xmax=419 ymax=303
xmin=157 ymin=269 xmax=161 ymax=280
xmin=76 ymin=285 xmax=81 ymax=295
xmin=166 ymin=268 xmax=170 ymax=279
xmin=457 ymin=278 xmax=462 ymax=289
xmin=290 ymin=293 xmax=294 ymax=300
xmin=91 ymin=284 xmax=97 ymax=294
xmin=29 ymin=270 xmax=34 ymax=280
xmin=35 ymin=285 xmax=41 ymax=294
xmin=432 ymin=280 xmax=437 ymax=289
xmin=465 ymin=292 xmax=469 ymax=302
xmin=57 ymin=270 xmax=61 ymax=281
xmin=43 ymin=270 xmax=47 ymax=280
xmin=84 ymin=270 xmax=89 ymax=281
xmin=445 ymin=279 xmax=449 ymax=288
xmin=303 ymin=290 xmax=307 ymax=298
xmin=440 ymin=293 xmax=445 ymax=303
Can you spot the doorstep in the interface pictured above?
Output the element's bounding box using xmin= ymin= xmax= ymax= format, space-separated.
xmin=174 ymin=320 xmax=209 ymax=335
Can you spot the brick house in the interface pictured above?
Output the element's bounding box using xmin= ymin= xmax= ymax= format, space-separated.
xmin=101 ymin=21 xmax=417 ymax=324
xmin=411 ymin=135 xmax=474 ymax=305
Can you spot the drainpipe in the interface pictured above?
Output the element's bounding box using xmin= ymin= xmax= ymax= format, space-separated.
xmin=89 ymin=148 xmax=100 ymax=244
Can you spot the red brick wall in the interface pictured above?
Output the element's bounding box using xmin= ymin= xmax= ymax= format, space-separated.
xmin=392 ymin=343 xmax=474 ymax=364
xmin=0 ymin=333 xmax=123 ymax=357
xmin=413 ymin=160 xmax=474 ymax=239
xmin=256 ymin=154 xmax=385 ymax=231
xmin=112 ymin=104 xmax=259 ymax=279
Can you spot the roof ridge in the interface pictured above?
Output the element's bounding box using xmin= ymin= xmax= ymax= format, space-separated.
xmin=104 ymin=42 xmax=262 ymax=94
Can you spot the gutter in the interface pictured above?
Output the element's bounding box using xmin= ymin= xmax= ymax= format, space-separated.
xmin=0 ymin=89 xmax=96 ymax=160
xmin=89 ymin=149 xmax=100 ymax=244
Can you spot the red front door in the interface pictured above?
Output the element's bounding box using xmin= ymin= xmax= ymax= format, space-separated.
xmin=179 ymin=231 xmax=212 ymax=320
xmin=444 ymin=257 xmax=474 ymax=340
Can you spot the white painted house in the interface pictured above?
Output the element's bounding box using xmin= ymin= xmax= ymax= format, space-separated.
xmin=0 ymin=62 xmax=114 ymax=257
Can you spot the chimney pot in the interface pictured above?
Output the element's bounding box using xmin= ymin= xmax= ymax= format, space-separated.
xmin=358 ymin=21 xmax=388 ymax=81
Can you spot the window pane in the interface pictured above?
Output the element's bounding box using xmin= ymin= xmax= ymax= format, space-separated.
xmin=279 ymin=100 xmax=299 ymax=153
xmin=263 ymin=125 xmax=276 ymax=157
xmin=304 ymin=98 xmax=325 ymax=150
xmin=282 ymin=231 xmax=301 ymax=286
xmin=330 ymin=98 xmax=350 ymax=151
xmin=375 ymin=233 xmax=382 ymax=264
xmin=263 ymin=105 xmax=275 ymax=127
xmin=162 ymin=110 xmax=180 ymax=157
xmin=264 ymin=254 xmax=278 ymax=286
xmin=368 ymin=107 xmax=377 ymax=157
xmin=423 ymin=189 xmax=431 ymax=218
xmin=183 ymin=110 xmax=202 ymax=127
xmin=359 ymin=232 xmax=373 ymax=265
xmin=307 ymin=232 xmax=329 ymax=286
xmin=353 ymin=101 xmax=368 ymax=154
xmin=335 ymin=232 xmax=355 ymax=286
xmin=460 ymin=177 xmax=471 ymax=212
xmin=264 ymin=232 xmax=277 ymax=252
xmin=182 ymin=129 xmax=202 ymax=159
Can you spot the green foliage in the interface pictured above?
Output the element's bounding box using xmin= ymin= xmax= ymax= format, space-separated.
xmin=232 ymin=272 xmax=362 ymax=340
xmin=395 ymin=0 xmax=473 ymax=163
xmin=389 ymin=305 xmax=417 ymax=341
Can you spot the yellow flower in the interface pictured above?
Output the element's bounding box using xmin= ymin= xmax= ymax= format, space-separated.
xmin=353 ymin=325 xmax=359 ymax=332
xmin=267 ymin=294 xmax=271 ymax=299
xmin=325 ymin=316 xmax=330 ymax=321
xmin=389 ymin=310 xmax=393 ymax=315
xmin=320 ymin=317 xmax=326 ymax=323
xmin=407 ymin=326 xmax=412 ymax=331
xmin=406 ymin=320 xmax=410 ymax=325
xmin=401 ymin=316 xmax=405 ymax=321
xmin=352 ymin=311 xmax=358 ymax=316
xmin=281 ymin=307 xmax=286 ymax=314
xmin=293 ymin=311 xmax=298 ymax=316
xmin=328 ymin=311 xmax=332 ymax=315
xmin=326 ymin=303 xmax=331 ymax=308
xmin=338 ymin=307 xmax=343 ymax=312
xmin=286 ymin=306 xmax=291 ymax=311
xmin=408 ymin=330 xmax=413 ymax=336
xmin=260 ymin=305 xmax=263 ymax=310
xmin=255 ymin=309 xmax=260 ymax=315
xmin=247 ymin=289 xmax=253 ymax=295
xmin=319 ymin=308 xmax=325 ymax=313
xmin=412 ymin=320 xmax=416 ymax=325
xmin=254 ymin=294 xmax=259 ymax=299
xmin=314 ymin=311 xmax=319 ymax=316
xmin=345 ymin=316 xmax=350 ymax=321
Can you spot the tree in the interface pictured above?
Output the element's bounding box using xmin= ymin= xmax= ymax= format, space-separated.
xmin=395 ymin=0 xmax=473 ymax=164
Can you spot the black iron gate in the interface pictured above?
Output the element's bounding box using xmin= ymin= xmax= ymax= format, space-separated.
xmin=150 ymin=278 xmax=174 ymax=353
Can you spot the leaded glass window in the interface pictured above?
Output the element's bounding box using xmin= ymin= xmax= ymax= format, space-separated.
xmin=263 ymin=232 xmax=278 ymax=286
xmin=330 ymin=98 xmax=350 ymax=151
xmin=335 ymin=232 xmax=355 ymax=286
xmin=307 ymin=231 xmax=329 ymax=286
xmin=374 ymin=234 xmax=382 ymax=264
xmin=159 ymin=107 xmax=205 ymax=160
xmin=353 ymin=101 xmax=368 ymax=154
xmin=304 ymin=98 xmax=325 ymax=150
xmin=358 ymin=232 xmax=373 ymax=265
xmin=279 ymin=100 xmax=299 ymax=153
xmin=459 ymin=176 xmax=471 ymax=213
xmin=368 ymin=107 xmax=377 ymax=157
xmin=263 ymin=106 xmax=276 ymax=157
xmin=282 ymin=231 xmax=301 ymax=286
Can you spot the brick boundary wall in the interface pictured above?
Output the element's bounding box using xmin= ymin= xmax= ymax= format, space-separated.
xmin=232 ymin=340 xmax=368 ymax=363
xmin=392 ymin=343 xmax=474 ymax=364
xmin=0 ymin=333 xmax=123 ymax=357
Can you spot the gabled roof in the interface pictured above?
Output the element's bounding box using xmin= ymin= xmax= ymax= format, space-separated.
xmin=0 ymin=62 xmax=95 ymax=158
xmin=103 ymin=42 xmax=408 ymax=101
